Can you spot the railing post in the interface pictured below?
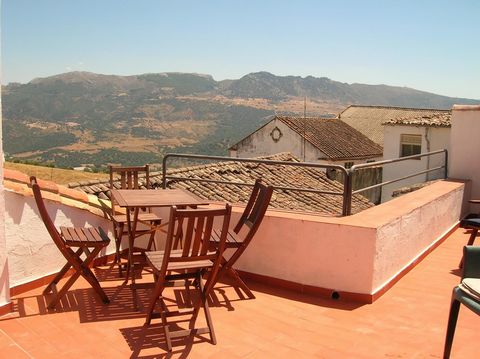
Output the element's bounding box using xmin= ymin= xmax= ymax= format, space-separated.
xmin=342 ymin=169 xmax=353 ymax=216
xmin=162 ymin=155 xmax=169 ymax=189
xmin=444 ymin=149 xmax=448 ymax=179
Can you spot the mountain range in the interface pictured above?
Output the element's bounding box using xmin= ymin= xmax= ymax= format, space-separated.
xmin=3 ymin=71 xmax=478 ymax=169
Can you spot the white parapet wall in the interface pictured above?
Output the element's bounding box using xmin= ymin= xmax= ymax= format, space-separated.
xmin=449 ymin=105 xmax=480 ymax=211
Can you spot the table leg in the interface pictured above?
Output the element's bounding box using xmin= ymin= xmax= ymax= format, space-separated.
xmin=125 ymin=207 xmax=140 ymax=286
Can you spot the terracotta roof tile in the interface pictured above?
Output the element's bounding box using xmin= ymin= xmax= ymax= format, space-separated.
xmin=339 ymin=105 xmax=451 ymax=145
xmin=57 ymin=185 xmax=89 ymax=203
xmin=383 ymin=112 xmax=451 ymax=127
xmin=71 ymin=153 xmax=373 ymax=216
xmin=4 ymin=169 xmax=30 ymax=185
xmin=276 ymin=116 xmax=383 ymax=160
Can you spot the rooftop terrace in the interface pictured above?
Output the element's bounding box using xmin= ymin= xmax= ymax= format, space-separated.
xmin=0 ymin=227 xmax=476 ymax=358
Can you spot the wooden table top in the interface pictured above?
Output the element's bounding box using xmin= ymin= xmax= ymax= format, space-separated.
xmin=111 ymin=188 xmax=210 ymax=208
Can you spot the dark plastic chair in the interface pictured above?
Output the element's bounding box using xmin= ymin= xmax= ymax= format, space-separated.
xmin=443 ymin=246 xmax=480 ymax=358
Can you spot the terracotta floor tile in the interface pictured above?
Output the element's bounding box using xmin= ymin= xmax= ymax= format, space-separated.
xmin=0 ymin=228 xmax=478 ymax=358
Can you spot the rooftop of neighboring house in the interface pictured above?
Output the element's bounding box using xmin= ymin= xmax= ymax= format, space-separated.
xmin=230 ymin=115 xmax=383 ymax=161
xmin=383 ymin=112 xmax=452 ymax=127
xmin=338 ymin=105 xmax=451 ymax=145
xmin=69 ymin=152 xmax=374 ymax=215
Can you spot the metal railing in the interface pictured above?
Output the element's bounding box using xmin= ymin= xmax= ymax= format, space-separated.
xmin=161 ymin=149 xmax=448 ymax=216
xmin=162 ymin=153 xmax=350 ymax=215
xmin=345 ymin=149 xmax=448 ymax=215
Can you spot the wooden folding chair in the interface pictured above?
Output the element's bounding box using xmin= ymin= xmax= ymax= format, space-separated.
xmin=210 ymin=179 xmax=273 ymax=299
xmin=145 ymin=204 xmax=232 ymax=351
xmin=108 ymin=165 xmax=162 ymax=276
xmin=30 ymin=176 xmax=110 ymax=309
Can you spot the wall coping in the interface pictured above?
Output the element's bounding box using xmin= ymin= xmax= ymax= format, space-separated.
xmin=452 ymin=105 xmax=480 ymax=111
xmin=3 ymin=168 xmax=112 ymax=218
xmin=4 ymin=168 xmax=467 ymax=230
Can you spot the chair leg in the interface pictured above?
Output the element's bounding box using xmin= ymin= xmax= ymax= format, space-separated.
xmin=146 ymin=220 xmax=161 ymax=251
xmin=43 ymin=247 xmax=82 ymax=295
xmin=79 ymin=246 xmax=110 ymax=304
xmin=443 ymin=296 xmax=461 ymax=359
xmin=459 ymin=228 xmax=478 ymax=268
xmin=160 ymin=298 xmax=172 ymax=351
xmin=197 ymin=272 xmax=217 ymax=345
xmin=114 ymin=222 xmax=125 ymax=277
xmin=47 ymin=271 xmax=82 ymax=309
xmin=220 ymin=266 xmax=255 ymax=299
xmin=145 ymin=280 xmax=165 ymax=325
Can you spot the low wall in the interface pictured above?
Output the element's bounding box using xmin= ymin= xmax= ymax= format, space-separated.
xmin=4 ymin=190 xmax=115 ymax=287
xmin=233 ymin=179 xmax=468 ymax=300
xmin=2 ymin=173 xmax=468 ymax=303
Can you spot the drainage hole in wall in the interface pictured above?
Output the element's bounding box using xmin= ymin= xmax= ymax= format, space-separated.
xmin=331 ymin=291 xmax=340 ymax=300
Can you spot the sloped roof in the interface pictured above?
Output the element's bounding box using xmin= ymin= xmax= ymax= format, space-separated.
xmin=275 ymin=116 xmax=383 ymax=160
xmin=69 ymin=153 xmax=373 ymax=216
xmin=339 ymin=105 xmax=450 ymax=145
xmin=383 ymin=112 xmax=451 ymax=127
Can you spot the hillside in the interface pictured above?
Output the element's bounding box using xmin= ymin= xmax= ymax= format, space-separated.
xmin=2 ymin=71 xmax=478 ymax=169
xmin=4 ymin=162 xmax=109 ymax=185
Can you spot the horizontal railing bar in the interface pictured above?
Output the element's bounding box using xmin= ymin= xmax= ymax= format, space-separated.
xmin=350 ymin=149 xmax=446 ymax=171
xmin=164 ymin=176 xmax=344 ymax=196
xmin=163 ymin=153 xmax=348 ymax=173
xmin=352 ymin=165 xmax=445 ymax=194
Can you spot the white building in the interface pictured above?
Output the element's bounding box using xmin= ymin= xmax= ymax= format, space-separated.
xmin=339 ymin=105 xmax=450 ymax=146
xmin=229 ymin=116 xmax=383 ymax=167
xmin=381 ymin=112 xmax=451 ymax=200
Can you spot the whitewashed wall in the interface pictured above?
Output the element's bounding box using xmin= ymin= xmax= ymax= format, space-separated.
xmin=0 ymin=88 xmax=9 ymax=306
xmin=4 ymin=191 xmax=116 ymax=287
xmin=449 ymin=105 xmax=480 ymax=212
xmin=230 ymin=118 xmax=326 ymax=162
xmin=382 ymin=125 xmax=450 ymax=200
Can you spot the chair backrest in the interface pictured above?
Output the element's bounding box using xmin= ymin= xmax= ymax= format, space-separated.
xmin=109 ymin=165 xmax=151 ymax=214
xmin=30 ymin=176 xmax=72 ymax=260
xmin=160 ymin=204 xmax=232 ymax=290
xmin=233 ymin=179 xmax=273 ymax=245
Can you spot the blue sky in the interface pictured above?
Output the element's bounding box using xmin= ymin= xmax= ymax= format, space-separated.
xmin=2 ymin=0 xmax=479 ymax=98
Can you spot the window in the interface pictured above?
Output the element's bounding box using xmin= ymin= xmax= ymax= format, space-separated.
xmin=400 ymin=134 xmax=422 ymax=158
xmin=344 ymin=161 xmax=354 ymax=169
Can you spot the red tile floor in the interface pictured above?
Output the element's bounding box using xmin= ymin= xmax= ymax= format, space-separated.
xmin=0 ymin=228 xmax=478 ymax=358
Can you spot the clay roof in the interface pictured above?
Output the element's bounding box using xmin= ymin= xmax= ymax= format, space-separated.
xmin=339 ymin=105 xmax=450 ymax=145
xmin=383 ymin=112 xmax=451 ymax=127
xmin=69 ymin=153 xmax=373 ymax=216
xmin=274 ymin=116 xmax=383 ymax=160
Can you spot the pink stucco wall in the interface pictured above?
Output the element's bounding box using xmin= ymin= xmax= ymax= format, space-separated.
xmin=234 ymin=179 xmax=467 ymax=295
xmin=2 ymin=178 xmax=467 ymax=299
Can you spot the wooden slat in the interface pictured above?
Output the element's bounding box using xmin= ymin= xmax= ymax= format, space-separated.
xmin=74 ymin=227 xmax=89 ymax=242
xmin=191 ymin=215 xmax=205 ymax=256
xmin=82 ymin=228 xmax=97 ymax=242
xmin=182 ymin=216 xmax=195 ymax=257
xmin=60 ymin=227 xmax=75 ymax=242
xmin=201 ymin=215 xmax=214 ymax=256
xmin=211 ymin=228 xmax=241 ymax=245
